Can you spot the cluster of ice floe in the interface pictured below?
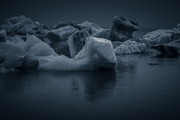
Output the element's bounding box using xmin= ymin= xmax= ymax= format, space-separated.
xmin=0 ymin=15 xmax=179 ymax=72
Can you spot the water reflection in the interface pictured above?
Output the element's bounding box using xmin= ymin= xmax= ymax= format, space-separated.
xmin=116 ymin=55 xmax=138 ymax=73
xmin=0 ymin=56 xmax=138 ymax=103
xmin=82 ymin=70 xmax=116 ymax=102
xmin=0 ymin=55 xmax=180 ymax=120
xmin=0 ymin=70 xmax=117 ymax=103
xmin=0 ymin=54 xmax=141 ymax=104
xmin=0 ymin=73 xmax=32 ymax=96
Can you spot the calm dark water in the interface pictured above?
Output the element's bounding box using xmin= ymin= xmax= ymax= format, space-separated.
xmin=0 ymin=55 xmax=180 ymax=120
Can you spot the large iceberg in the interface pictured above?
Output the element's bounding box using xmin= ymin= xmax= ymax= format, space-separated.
xmin=110 ymin=15 xmax=138 ymax=41
xmin=38 ymin=37 xmax=117 ymax=70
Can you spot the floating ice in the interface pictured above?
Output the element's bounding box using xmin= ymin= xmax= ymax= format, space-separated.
xmin=142 ymin=29 xmax=180 ymax=45
xmin=38 ymin=37 xmax=117 ymax=70
xmin=0 ymin=43 xmax=24 ymax=69
xmin=115 ymin=40 xmax=147 ymax=54
xmin=110 ymin=15 xmax=138 ymax=41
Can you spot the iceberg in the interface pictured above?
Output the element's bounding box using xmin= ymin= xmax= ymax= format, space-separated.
xmin=25 ymin=34 xmax=58 ymax=56
xmin=53 ymin=21 xmax=80 ymax=30
xmin=49 ymin=40 xmax=70 ymax=57
xmin=174 ymin=23 xmax=180 ymax=30
xmin=5 ymin=34 xmax=58 ymax=57
xmin=78 ymin=21 xmax=103 ymax=34
xmin=92 ymin=29 xmax=111 ymax=40
xmin=0 ymin=44 xmax=24 ymax=69
xmin=0 ymin=15 xmax=49 ymax=36
xmin=46 ymin=25 xmax=78 ymax=57
xmin=38 ymin=37 xmax=117 ymax=70
xmin=110 ymin=15 xmax=138 ymax=41
xmin=142 ymin=29 xmax=180 ymax=45
xmin=27 ymin=41 xmax=58 ymax=56
xmin=0 ymin=30 xmax=7 ymax=42
xmin=151 ymin=44 xmax=179 ymax=58
xmin=24 ymin=34 xmax=41 ymax=50
xmin=1 ymin=35 xmax=117 ymax=71
xmin=46 ymin=25 xmax=78 ymax=42
xmin=115 ymin=40 xmax=147 ymax=55
xmin=142 ymin=24 xmax=180 ymax=55
xmin=0 ymin=54 xmax=23 ymax=69
xmin=0 ymin=43 xmax=26 ymax=56
xmin=20 ymin=55 xmax=39 ymax=70
xmin=8 ymin=35 xmax=24 ymax=43
xmin=168 ymin=40 xmax=180 ymax=54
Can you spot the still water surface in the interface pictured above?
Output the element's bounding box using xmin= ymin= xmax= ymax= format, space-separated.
xmin=0 ymin=55 xmax=180 ymax=120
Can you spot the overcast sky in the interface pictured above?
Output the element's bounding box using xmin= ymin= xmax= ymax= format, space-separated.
xmin=0 ymin=0 xmax=180 ymax=29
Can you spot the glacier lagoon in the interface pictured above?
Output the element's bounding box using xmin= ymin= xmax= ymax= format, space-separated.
xmin=0 ymin=15 xmax=180 ymax=120
xmin=0 ymin=55 xmax=180 ymax=120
